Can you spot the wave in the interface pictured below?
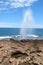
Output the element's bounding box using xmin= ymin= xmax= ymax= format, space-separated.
xmin=0 ymin=34 xmax=38 ymax=40
xmin=26 ymin=35 xmax=38 ymax=37
xmin=0 ymin=36 xmax=12 ymax=40
xmin=13 ymin=34 xmax=38 ymax=37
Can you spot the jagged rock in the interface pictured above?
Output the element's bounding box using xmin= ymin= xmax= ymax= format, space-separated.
xmin=0 ymin=40 xmax=43 ymax=65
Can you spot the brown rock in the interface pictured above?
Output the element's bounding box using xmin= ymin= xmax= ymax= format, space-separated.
xmin=0 ymin=40 xmax=43 ymax=65
xmin=2 ymin=58 xmax=10 ymax=65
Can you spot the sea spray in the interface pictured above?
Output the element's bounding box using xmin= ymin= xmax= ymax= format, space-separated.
xmin=20 ymin=8 xmax=35 ymax=39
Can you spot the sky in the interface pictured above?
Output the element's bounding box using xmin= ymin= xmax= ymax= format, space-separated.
xmin=0 ymin=0 xmax=43 ymax=28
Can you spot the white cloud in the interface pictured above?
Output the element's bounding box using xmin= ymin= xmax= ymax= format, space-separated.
xmin=0 ymin=22 xmax=21 ymax=28
xmin=0 ymin=0 xmax=38 ymax=11
xmin=0 ymin=22 xmax=43 ymax=28
xmin=34 ymin=24 xmax=43 ymax=28
xmin=10 ymin=0 xmax=38 ymax=8
xmin=0 ymin=8 xmax=7 ymax=11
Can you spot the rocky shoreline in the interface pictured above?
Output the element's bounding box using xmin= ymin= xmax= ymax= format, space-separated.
xmin=0 ymin=39 xmax=43 ymax=65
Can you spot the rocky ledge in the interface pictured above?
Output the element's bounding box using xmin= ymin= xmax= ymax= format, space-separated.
xmin=0 ymin=39 xmax=43 ymax=65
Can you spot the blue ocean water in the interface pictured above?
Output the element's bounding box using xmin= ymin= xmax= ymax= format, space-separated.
xmin=0 ymin=28 xmax=20 ymax=36
xmin=0 ymin=28 xmax=43 ymax=38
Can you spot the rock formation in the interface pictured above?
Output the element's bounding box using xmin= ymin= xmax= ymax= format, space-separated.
xmin=0 ymin=39 xmax=43 ymax=65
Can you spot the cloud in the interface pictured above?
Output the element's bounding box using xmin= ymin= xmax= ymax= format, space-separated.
xmin=0 ymin=22 xmax=21 ymax=28
xmin=0 ymin=0 xmax=38 ymax=11
xmin=34 ymin=24 xmax=43 ymax=28
xmin=0 ymin=22 xmax=43 ymax=28
xmin=9 ymin=0 xmax=38 ymax=8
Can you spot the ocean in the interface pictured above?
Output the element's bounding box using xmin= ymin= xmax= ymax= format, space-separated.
xmin=0 ymin=28 xmax=43 ymax=40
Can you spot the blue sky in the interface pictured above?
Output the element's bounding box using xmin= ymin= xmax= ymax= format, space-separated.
xmin=0 ymin=0 xmax=43 ymax=28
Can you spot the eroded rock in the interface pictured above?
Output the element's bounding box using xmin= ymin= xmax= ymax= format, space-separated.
xmin=0 ymin=40 xmax=43 ymax=65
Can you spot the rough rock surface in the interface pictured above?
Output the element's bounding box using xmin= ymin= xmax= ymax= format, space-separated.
xmin=0 ymin=39 xmax=43 ymax=65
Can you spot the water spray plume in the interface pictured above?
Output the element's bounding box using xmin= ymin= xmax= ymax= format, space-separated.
xmin=20 ymin=8 xmax=35 ymax=37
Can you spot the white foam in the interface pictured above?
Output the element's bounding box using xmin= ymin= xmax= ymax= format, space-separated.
xmin=13 ymin=35 xmax=38 ymax=39
xmin=27 ymin=35 xmax=38 ymax=37
xmin=0 ymin=36 xmax=12 ymax=40
xmin=15 ymin=35 xmax=21 ymax=37
xmin=0 ymin=35 xmax=38 ymax=40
